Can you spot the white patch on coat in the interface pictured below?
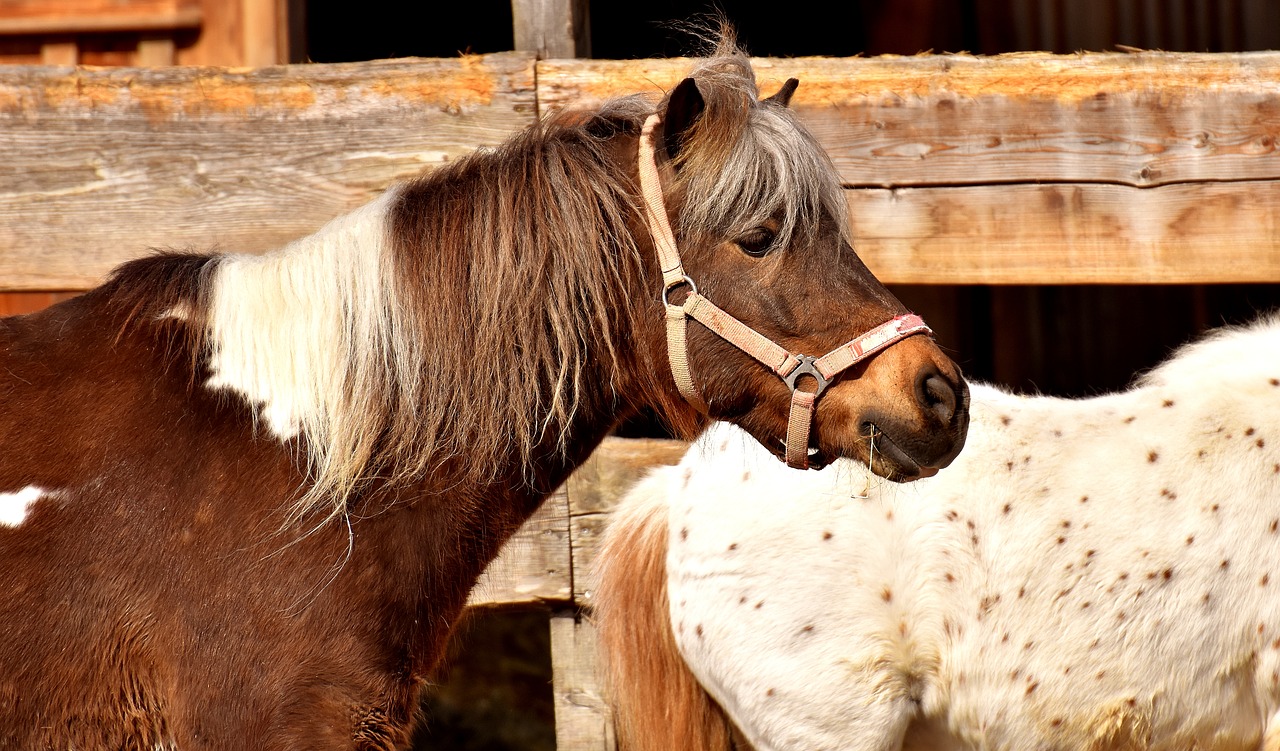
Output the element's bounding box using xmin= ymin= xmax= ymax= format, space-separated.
xmin=0 ymin=486 xmax=54 ymax=527
xmin=204 ymin=187 xmax=403 ymax=441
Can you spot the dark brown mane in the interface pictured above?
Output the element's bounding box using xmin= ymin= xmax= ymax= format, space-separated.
xmin=383 ymin=105 xmax=658 ymax=494
xmin=102 ymin=251 xmax=217 ymax=330
xmin=99 ymin=252 xmax=218 ymax=379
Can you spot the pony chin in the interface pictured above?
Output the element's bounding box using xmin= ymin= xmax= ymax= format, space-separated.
xmin=797 ymin=420 xmax=934 ymax=481
xmin=834 ymin=419 xmax=945 ymax=482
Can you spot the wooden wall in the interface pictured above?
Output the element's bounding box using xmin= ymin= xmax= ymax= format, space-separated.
xmin=0 ymin=0 xmax=295 ymax=316
xmin=0 ymin=0 xmax=290 ymax=71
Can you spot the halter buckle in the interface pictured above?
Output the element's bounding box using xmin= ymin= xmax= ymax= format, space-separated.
xmin=783 ymin=355 xmax=830 ymax=398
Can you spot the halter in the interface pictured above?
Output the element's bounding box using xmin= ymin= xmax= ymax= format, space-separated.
xmin=638 ymin=113 xmax=933 ymax=470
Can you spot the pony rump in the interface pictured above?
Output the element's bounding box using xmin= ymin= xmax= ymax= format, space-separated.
xmin=592 ymin=470 xmax=738 ymax=751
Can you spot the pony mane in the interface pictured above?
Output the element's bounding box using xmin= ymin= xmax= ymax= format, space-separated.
xmin=375 ymin=110 xmax=653 ymax=507
xmin=103 ymin=32 xmax=856 ymax=528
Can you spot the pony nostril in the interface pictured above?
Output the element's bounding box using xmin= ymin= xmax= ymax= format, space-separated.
xmin=918 ymin=370 xmax=957 ymax=424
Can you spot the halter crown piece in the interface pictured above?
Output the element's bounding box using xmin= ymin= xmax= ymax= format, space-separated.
xmin=638 ymin=113 xmax=933 ymax=470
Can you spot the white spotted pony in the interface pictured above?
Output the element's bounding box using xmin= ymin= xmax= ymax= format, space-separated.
xmin=595 ymin=316 xmax=1280 ymax=751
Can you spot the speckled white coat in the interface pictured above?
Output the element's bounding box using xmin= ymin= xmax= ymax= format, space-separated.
xmin=659 ymin=317 xmax=1280 ymax=751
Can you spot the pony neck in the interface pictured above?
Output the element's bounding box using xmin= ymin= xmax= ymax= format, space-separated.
xmin=199 ymin=142 xmax=675 ymax=523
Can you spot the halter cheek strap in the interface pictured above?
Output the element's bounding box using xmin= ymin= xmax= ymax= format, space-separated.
xmin=638 ymin=113 xmax=932 ymax=470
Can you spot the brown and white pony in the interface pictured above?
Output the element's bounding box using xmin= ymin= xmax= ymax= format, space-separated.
xmin=0 ymin=38 xmax=967 ymax=749
xmin=595 ymin=316 xmax=1280 ymax=751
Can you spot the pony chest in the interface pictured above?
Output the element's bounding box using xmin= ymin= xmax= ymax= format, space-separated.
xmin=667 ymin=470 xmax=962 ymax=734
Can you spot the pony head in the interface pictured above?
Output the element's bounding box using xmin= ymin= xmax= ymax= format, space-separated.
xmin=633 ymin=41 xmax=969 ymax=479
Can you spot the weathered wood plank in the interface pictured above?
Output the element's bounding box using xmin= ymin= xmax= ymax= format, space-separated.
xmin=566 ymin=437 xmax=687 ymax=602
xmin=0 ymin=0 xmax=201 ymax=35
xmin=550 ymin=614 xmax=616 ymax=751
xmin=239 ymin=0 xmax=284 ymax=67
xmin=468 ymin=488 xmax=572 ymax=607
xmin=136 ymin=36 xmax=177 ymax=67
xmin=39 ymin=41 xmax=78 ymax=66
xmin=0 ymin=54 xmax=537 ymax=290
xmin=171 ymin=0 xmax=248 ymax=66
xmin=538 ymin=52 xmax=1280 ymax=188
xmin=466 ymin=438 xmax=686 ymax=608
xmin=5 ymin=53 xmax=1276 ymax=292
xmin=848 ymin=180 xmax=1280 ymax=284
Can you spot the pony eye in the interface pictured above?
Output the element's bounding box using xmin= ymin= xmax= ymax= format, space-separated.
xmin=736 ymin=227 xmax=777 ymax=257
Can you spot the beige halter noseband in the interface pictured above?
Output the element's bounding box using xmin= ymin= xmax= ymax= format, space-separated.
xmin=638 ymin=113 xmax=932 ymax=470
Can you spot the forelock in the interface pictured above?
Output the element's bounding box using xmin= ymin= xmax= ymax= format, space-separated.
xmin=672 ymin=78 xmax=849 ymax=250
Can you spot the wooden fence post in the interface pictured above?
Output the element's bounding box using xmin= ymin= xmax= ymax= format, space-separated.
xmin=512 ymin=0 xmax=590 ymax=58
xmin=551 ymin=610 xmax=616 ymax=751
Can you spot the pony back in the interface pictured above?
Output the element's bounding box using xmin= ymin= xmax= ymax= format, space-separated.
xmin=593 ymin=470 xmax=738 ymax=751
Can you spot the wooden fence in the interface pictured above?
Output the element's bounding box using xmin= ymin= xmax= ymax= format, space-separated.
xmin=2 ymin=51 xmax=1278 ymax=749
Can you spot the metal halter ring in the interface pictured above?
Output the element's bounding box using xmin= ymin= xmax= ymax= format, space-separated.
xmin=662 ymin=275 xmax=698 ymax=307
xmin=782 ymin=355 xmax=831 ymax=398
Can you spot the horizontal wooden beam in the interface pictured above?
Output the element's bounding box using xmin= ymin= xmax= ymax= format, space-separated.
xmin=849 ymin=180 xmax=1280 ymax=285
xmin=539 ymin=51 xmax=1280 ymax=189
xmin=0 ymin=55 xmax=537 ymax=290
xmin=542 ymin=52 xmax=1280 ymax=285
xmin=0 ymin=8 xmax=202 ymax=36
xmin=3 ymin=52 xmax=1279 ymax=292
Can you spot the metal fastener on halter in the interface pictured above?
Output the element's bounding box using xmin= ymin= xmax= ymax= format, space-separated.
xmin=662 ymin=276 xmax=697 ymax=307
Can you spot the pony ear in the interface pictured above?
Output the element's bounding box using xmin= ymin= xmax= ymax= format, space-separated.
xmin=662 ymin=77 xmax=705 ymax=161
xmin=763 ymin=78 xmax=800 ymax=108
